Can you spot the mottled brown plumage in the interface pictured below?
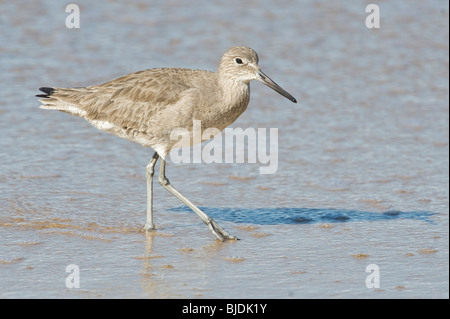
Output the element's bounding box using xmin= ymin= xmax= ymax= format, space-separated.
xmin=37 ymin=46 xmax=296 ymax=241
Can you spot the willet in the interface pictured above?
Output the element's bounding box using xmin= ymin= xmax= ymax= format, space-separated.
xmin=36 ymin=46 xmax=297 ymax=241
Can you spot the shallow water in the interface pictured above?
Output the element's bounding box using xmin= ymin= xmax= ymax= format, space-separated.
xmin=0 ymin=0 xmax=448 ymax=298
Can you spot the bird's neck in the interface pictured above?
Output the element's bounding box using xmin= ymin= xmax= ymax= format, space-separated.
xmin=211 ymin=75 xmax=250 ymax=130
xmin=217 ymin=74 xmax=250 ymax=108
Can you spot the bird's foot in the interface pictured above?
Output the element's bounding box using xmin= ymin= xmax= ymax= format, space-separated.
xmin=206 ymin=218 xmax=239 ymax=241
xmin=142 ymin=223 xmax=156 ymax=232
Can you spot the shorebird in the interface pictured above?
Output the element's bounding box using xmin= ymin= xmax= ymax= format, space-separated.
xmin=37 ymin=46 xmax=297 ymax=241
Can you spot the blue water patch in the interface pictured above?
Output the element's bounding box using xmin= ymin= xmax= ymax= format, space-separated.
xmin=168 ymin=206 xmax=436 ymax=225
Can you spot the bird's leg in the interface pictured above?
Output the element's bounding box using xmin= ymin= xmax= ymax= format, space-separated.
xmin=143 ymin=152 xmax=159 ymax=231
xmin=158 ymin=158 xmax=238 ymax=241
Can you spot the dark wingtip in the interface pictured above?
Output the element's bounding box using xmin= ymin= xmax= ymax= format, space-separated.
xmin=36 ymin=87 xmax=55 ymax=98
xmin=39 ymin=87 xmax=55 ymax=94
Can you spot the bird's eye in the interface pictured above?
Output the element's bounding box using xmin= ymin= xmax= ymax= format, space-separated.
xmin=234 ymin=58 xmax=243 ymax=64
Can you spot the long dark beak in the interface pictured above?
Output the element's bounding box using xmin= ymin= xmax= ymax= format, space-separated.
xmin=257 ymin=70 xmax=297 ymax=103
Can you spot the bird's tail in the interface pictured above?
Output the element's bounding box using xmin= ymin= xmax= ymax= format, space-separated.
xmin=36 ymin=87 xmax=55 ymax=98
xmin=36 ymin=87 xmax=87 ymax=117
